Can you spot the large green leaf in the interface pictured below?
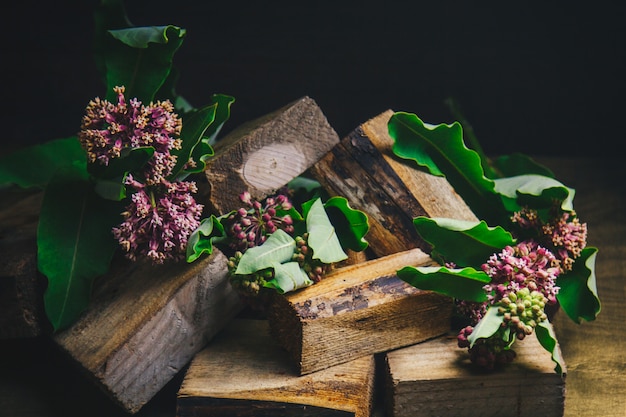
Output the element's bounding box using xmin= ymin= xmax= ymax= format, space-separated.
xmin=492 ymin=153 xmax=555 ymax=179
xmin=104 ymin=25 xmax=186 ymax=103
xmin=493 ymin=174 xmax=575 ymax=213
xmin=556 ymin=247 xmax=601 ymax=323
xmin=535 ymin=320 xmax=566 ymax=375
xmin=235 ymin=229 xmax=296 ymax=275
xmin=38 ymin=164 xmax=123 ymax=331
xmin=388 ymin=112 xmax=504 ymax=224
xmin=203 ymin=94 xmax=235 ymax=146
xmin=186 ymin=215 xmax=226 ymax=263
xmin=396 ymin=265 xmax=490 ymax=302
xmin=467 ymin=306 xmax=505 ymax=347
xmin=323 ymin=196 xmax=369 ymax=252
xmin=0 ymin=137 xmax=86 ymax=189
xmin=305 ymin=198 xmax=348 ymax=263
xmin=264 ymin=261 xmax=313 ymax=294
xmin=413 ymin=217 xmax=515 ymax=269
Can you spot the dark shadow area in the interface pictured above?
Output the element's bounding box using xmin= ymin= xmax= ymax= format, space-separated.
xmin=4 ymin=1 xmax=625 ymax=156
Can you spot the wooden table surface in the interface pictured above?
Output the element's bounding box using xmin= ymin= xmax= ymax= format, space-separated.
xmin=1 ymin=156 xmax=624 ymax=417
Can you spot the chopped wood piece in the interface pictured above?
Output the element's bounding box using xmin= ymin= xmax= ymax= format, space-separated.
xmin=0 ymin=191 xmax=46 ymax=338
xmin=177 ymin=319 xmax=375 ymax=417
xmin=384 ymin=327 xmax=566 ymax=417
xmin=308 ymin=110 xmax=477 ymax=257
xmin=203 ymin=96 xmax=340 ymax=215
xmin=53 ymin=249 xmax=242 ymax=414
xmin=267 ymin=248 xmax=452 ymax=375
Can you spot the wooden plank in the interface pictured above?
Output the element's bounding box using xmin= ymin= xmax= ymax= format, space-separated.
xmin=267 ymin=248 xmax=452 ymax=376
xmin=53 ymin=249 xmax=243 ymax=414
xmin=384 ymin=327 xmax=566 ymax=417
xmin=203 ymin=96 xmax=340 ymax=215
xmin=308 ymin=110 xmax=477 ymax=257
xmin=177 ymin=319 xmax=375 ymax=417
xmin=0 ymin=190 xmax=46 ymax=338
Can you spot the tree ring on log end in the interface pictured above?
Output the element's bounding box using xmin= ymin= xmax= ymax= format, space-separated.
xmin=243 ymin=143 xmax=305 ymax=193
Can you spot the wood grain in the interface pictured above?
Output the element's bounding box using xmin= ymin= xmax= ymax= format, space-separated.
xmin=383 ymin=326 xmax=565 ymax=417
xmin=177 ymin=319 xmax=375 ymax=417
xmin=203 ymin=96 xmax=340 ymax=215
xmin=268 ymin=248 xmax=452 ymax=376
xmin=53 ymin=249 xmax=243 ymax=414
xmin=308 ymin=110 xmax=477 ymax=258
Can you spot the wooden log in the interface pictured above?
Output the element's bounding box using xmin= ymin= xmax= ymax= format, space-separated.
xmin=0 ymin=190 xmax=46 ymax=338
xmin=308 ymin=109 xmax=477 ymax=257
xmin=267 ymin=248 xmax=452 ymax=376
xmin=383 ymin=327 xmax=566 ymax=417
xmin=203 ymin=96 xmax=340 ymax=215
xmin=53 ymin=249 xmax=243 ymax=414
xmin=177 ymin=319 xmax=375 ymax=417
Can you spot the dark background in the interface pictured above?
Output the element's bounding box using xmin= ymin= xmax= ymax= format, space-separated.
xmin=5 ymin=1 xmax=625 ymax=157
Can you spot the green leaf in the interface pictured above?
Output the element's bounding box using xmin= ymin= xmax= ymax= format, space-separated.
xmin=235 ymin=229 xmax=296 ymax=275
xmin=535 ymin=320 xmax=566 ymax=375
xmin=0 ymin=137 xmax=86 ymax=189
xmin=264 ymin=261 xmax=313 ymax=294
xmin=467 ymin=306 xmax=505 ymax=347
xmin=88 ymin=146 xmax=154 ymax=180
xmin=38 ymin=164 xmax=123 ymax=331
xmin=94 ymin=175 xmax=127 ymax=201
xmin=493 ymin=174 xmax=575 ymax=213
xmin=186 ymin=215 xmax=226 ymax=263
xmin=323 ymin=196 xmax=369 ymax=252
xmin=104 ymin=25 xmax=186 ymax=103
xmin=491 ymin=153 xmax=555 ymax=179
xmin=203 ymin=94 xmax=235 ymax=146
xmin=388 ymin=112 xmax=504 ymax=224
xmin=305 ymin=198 xmax=348 ymax=263
xmin=171 ymin=103 xmax=217 ymax=178
xmin=413 ymin=217 xmax=515 ymax=269
xmin=396 ymin=265 xmax=490 ymax=302
xmin=556 ymin=247 xmax=601 ymax=323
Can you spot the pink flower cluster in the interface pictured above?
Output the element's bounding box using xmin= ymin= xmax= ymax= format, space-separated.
xmin=226 ymin=191 xmax=295 ymax=251
xmin=79 ymin=86 xmax=203 ymax=264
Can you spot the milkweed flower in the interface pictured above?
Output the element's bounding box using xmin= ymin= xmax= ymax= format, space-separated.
xmin=112 ymin=175 xmax=204 ymax=264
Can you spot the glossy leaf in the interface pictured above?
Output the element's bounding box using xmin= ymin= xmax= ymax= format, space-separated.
xmin=264 ymin=261 xmax=313 ymax=294
xmin=492 ymin=153 xmax=555 ymax=179
xmin=104 ymin=25 xmax=186 ymax=103
xmin=305 ymin=198 xmax=348 ymax=263
xmin=323 ymin=196 xmax=369 ymax=252
xmin=467 ymin=306 xmax=505 ymax=347
xmin=396 ymin=265 xmax=490 ymax=302
xmin=186 ymin=215 xmax=227 ymax=263
xmin=88 ymin=146 xmax=154 ymax=180
xmin=413 ymin=217 xmax=515 ymax=269
xmin=535 ymin=320 xmax=566 ymax=375
xmin=556 ymin=247 xmax=601 ymax=323
xmin=235 ymin=229 xmax=296 ymax=275
xmin=0 ymin=137 xmax=86 ymax=189
xmin=172 ymin=103 xmax=217 ymax=178
xmin=389 ymin=112 xmax=504 ymax=223
xmin=38 ymin=164 xmax=123 ymax=331
xmin=203 ymin=94 xmax=235 ymax=146
xmin=493 ymin=174 xmax=575 ymax=213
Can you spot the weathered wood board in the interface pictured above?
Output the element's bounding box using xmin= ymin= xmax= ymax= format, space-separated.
xmin=203 ymin=96 xmax=340 ymax=215
xmin=53 ymin=249 xmax=243 ymax=414
xmin=384 ymin=327 xmax=566 ymax=417
xmin=267 ymin=248 xmax=452 ymax=376
xmin=177 ymin=319 xmax=375 ymax=417
xmin=308 ymin=109 xmax=477 ymax=257
xmin=0 ymin=190 xmax=46 ymax=338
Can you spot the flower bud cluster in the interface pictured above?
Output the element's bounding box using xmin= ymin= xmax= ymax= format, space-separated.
xmin=457 ymin=326 xmax=516 ymax=370
xmin=292 ymin=234 xmax=329 ymax=283
xmin=226 ymin=251 xmax=272 ymax=296
xmin=80 ymin=86 xmax=203 ymax=264
xmin=226 ymin=191 xmax=295 ymax=251
xmin=512 ymin=206 xmax=587 ymax=273
xmin=498 ymin=287 xmax=548 ymax=340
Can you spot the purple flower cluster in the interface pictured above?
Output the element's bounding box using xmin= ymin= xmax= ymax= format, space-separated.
xmin=226 ymin=191 xmax=295 ymax=251
xmin=79 ymin=86 xmax=204 ymax=264
xmin=456 ymin=240 xmax=561 ymax=369
xmin=512 ymin=207 xmax=587 ymax=273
